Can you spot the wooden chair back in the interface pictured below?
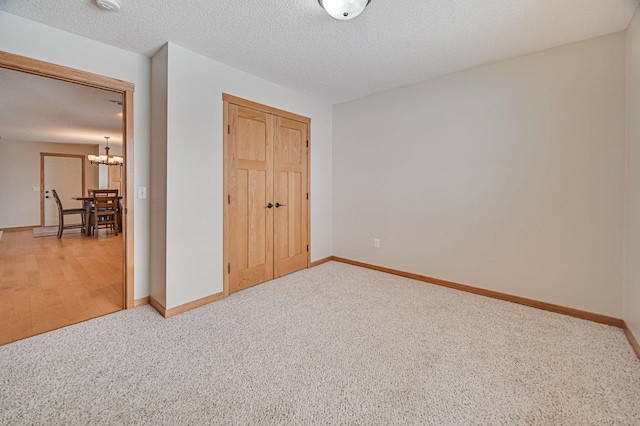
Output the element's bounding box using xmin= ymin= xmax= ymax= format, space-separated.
xmin=88 ymin=189 xmax=118 ymax=197
xmin=92 ymin=194 xmax=119 ymax=236
xmin=51 ymin=189 xmax=64 ymax=213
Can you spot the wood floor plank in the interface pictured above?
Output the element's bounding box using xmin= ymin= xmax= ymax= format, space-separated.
xmin=0 ymin=230 xmax=123 ymax=345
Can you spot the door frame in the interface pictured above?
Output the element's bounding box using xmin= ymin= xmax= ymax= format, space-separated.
xmin=0 ymin=50 xmax=136 ymax=309
xmin=222 ymin=93 xmax=311 ymax=297
xmin=40 ymin=153 xmax=86 ymax=226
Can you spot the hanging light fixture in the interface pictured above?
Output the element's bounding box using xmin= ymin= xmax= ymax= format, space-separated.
xmin=318 ymin=0 xmax=371 ymax=20
xmin=88 ymin=136 xmax=123 ymax=166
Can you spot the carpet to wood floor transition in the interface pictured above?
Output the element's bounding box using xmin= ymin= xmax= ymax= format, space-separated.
xmin=1 ymin=261 xmax=638 ymax=425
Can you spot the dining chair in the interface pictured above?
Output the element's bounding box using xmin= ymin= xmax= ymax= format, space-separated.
xmin=52 ymin=189 xmax=86 ymax=238
xmin=88 ymin=188 xmax=118 ymax=197
xmin=92 ymin=194 xmax=119 ymax=236
xmin=86 ymin=189 xmax=121 ymax=236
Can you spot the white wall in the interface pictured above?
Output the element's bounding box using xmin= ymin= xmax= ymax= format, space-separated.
xmin=624 ymin=8 xmax=640 ymax=340
xmin=0 ymin=140 xmax=98 ymax=228
xmin=0 ymin=11 xmax=151 ymax=299
xmin=333 ymin=33 xmax=626 ymax=317
xmin=154 ymin=43 xmax=333 ymax=309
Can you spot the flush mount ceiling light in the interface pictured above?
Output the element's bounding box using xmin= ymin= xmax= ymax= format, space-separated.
xmin=96 ymin=0 xmax=121 ymax=12
xmin=318 ymin=0 xmax=371 ymax=20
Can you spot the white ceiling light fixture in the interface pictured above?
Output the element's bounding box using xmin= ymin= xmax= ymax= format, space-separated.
xmin=88 ymin=137 xmax=123 ymax=166
xmin=318 ymin=0 xmax=371 ymax=20
xmin=96 ymin=0 xmax=121 ymax=12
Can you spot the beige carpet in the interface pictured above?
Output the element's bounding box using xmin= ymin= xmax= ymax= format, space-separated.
xmin=1 ymin=261 xmax=638 ymax=424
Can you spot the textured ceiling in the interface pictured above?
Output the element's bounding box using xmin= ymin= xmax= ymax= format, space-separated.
xmin=0 ymin=67 xmax=123 ymax=145
xmin=0 ymin=0 xmax=639 ymax=104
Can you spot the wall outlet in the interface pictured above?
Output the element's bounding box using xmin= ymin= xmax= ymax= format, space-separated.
xmin=32 ymin=186 xmax=40 ymax=192
xmin=138 ymin=186 xmax=147 ymax=199
xmin=374 ymin=238 xmax=380 ymax=248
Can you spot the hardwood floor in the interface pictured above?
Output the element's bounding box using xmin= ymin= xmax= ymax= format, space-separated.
xmin=0 ymin=229 xmax=123 ymax=345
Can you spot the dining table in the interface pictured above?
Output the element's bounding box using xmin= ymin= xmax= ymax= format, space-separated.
xmin=73 ymin=196 xmax=123 ymax=236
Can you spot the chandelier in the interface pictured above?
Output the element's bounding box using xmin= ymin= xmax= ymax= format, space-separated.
xmin=318 ymin=0 xmax=371 ymax=20
xmin=88 ymin=136 xmax=123 ymax=166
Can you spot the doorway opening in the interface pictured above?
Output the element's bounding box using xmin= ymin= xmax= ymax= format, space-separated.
xmin=0 ymin=50 xmax=135 ymax=345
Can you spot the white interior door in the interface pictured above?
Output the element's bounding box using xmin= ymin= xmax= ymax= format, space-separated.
xmin=44 ymin=156 xmax=83 ymax=226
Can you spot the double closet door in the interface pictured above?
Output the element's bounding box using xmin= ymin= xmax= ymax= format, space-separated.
xmin=224 ymin=96 xmax=310 ymax=294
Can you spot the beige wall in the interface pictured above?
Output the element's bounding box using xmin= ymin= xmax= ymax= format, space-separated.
xmin=333 ymin=33 xmax=626 ymax=317
xmin=0 ymin=139 xmax=99 ymax=229
xmin=624 ymin=8 xmax=640 ymax=341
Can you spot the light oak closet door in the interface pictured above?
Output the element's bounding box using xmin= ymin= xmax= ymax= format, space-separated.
xmin=273 ymin=116 xmax=308 ymax=278
xmin=227 ymin=104 xmax=275 ymax=293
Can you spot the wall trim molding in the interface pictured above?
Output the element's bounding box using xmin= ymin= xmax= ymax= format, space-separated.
xmin=223 ymin=93 xmax=312 ymax=125
xmin=165 ymin=292 xmax=225 ymax=318
xmin=331 ymin=256 xmax=624 ymax=328
xmin=310 ymin=256 xmax=333 ymax=267
xmin=0 ymin=225 xmax=39 ymax=232
xmin=623 ymin=321 xmax=640 ymax=360
xmin=134 ymin=297 xmax=150 ymax=307
xmin=149 ymin=296 xmax=166 ymax=317
xmin=150 ymin=292 xmax=225 ymax=318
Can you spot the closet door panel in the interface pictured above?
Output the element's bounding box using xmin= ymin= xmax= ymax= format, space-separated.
xmin=228 ymin=105 xmax=274 ymax=292
xmin=274 ymin=117 xmax=308 ymax=278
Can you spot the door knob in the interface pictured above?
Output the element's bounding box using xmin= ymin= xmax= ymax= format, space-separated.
xmin=275 ymin=202 xmax=286 ymax=208
xmin=266 ymin=203 xmax=274 ymax=209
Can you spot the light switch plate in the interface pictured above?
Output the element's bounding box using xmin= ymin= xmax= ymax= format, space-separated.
xmin=33 ymin=186 xmax=40 ymax=192
xmin=138 ymin=186 xmax=147 ymax=199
